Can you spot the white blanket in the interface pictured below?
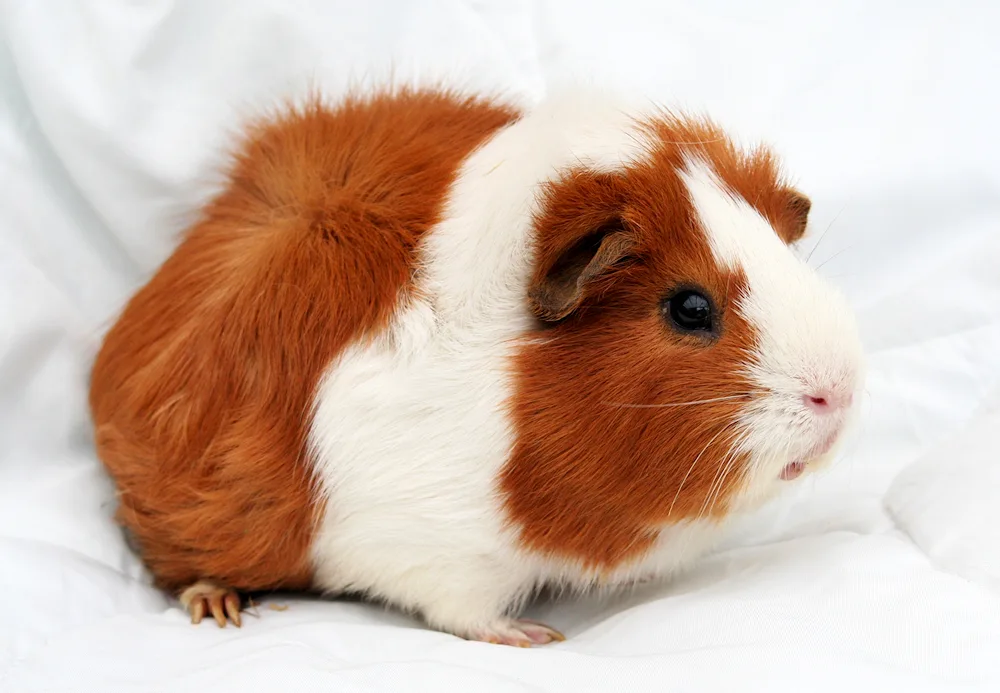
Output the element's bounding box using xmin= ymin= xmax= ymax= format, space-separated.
xmin=2 ymin=1 xmax=999 ymax=691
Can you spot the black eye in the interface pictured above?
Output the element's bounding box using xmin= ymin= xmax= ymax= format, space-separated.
xmin=665 ymin=289 xmax=714 ymax=333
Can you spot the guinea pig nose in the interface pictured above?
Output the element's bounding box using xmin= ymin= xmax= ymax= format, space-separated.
xmin=803 ymin=390 xmax=853 ymax=412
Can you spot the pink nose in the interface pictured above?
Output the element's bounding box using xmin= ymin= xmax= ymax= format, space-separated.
xmin=803 ymin=390 xmax=853 ymax=413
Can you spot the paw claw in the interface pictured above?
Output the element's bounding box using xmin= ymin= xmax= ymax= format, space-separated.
xmin=208 ymin=592 xmax=226 ymax=628
xmin=516 ymin=618 xmax=566 ymax=642
xmin=179 ymin=581 xmax=243 ymax=629
xmin=224 ymin=592 xmax=242 ymax=628
xmin=190 ymin=599 xmax=205 ymax=625
xmin=467 ymin=618 xmax=565 ymax=647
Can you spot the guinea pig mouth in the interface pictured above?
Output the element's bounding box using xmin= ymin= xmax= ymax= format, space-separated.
xmin=780 ymin=429 xmax=841 ymax=481
xmin=780 ymin=462 xmax=806 ymax=480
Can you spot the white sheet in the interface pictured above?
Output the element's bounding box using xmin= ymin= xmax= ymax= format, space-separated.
xmin=886 ymin=386 xmax=1000 ymax=594
xmin=2 ymin=1 xmax=999 ymax=691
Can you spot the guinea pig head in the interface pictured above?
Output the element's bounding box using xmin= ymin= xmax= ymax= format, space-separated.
xmin=502 ymin=114 xmax=864 ymax=572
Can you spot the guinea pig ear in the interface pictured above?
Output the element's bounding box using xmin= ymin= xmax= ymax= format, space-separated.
xmin=528 ymin=220 xmax=636 ymax=322
xmin=777 ymin=188 xmax=812 ymax=244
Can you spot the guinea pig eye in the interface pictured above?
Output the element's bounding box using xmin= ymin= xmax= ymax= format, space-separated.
xmin=664 ymin=289 xmax=714 ymax=334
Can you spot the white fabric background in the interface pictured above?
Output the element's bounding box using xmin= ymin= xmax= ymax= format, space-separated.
xmin=1 ymin=1 xmax=999 ymax=691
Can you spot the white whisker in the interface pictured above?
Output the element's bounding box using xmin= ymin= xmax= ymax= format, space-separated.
xmin=805 ymin=203 xmax=847 ymax=264
xmin=814 ymin=245 xmax=854 ymax=272
xmin=698 ymin=436 xmax=744 ymax=523
xmin=667 ymin=420 xmax=740 ymax=518
xmin=671 ymin=431 xmax=746 ymax=561
xmin=603 ymin=394 xmax=752 ymax=409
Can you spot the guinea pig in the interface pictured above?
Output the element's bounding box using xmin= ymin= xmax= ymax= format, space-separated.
xmin=88 ymin=86 xmax=864 ymax=647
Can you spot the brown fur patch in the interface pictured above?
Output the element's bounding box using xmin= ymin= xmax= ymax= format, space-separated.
xmin=502 ymin=115 xmax=808 ymax=572
xmin=640 ymin=116 xmax=812 ymax=243
xmin=89 ymin=89 xmax=518 ymax=593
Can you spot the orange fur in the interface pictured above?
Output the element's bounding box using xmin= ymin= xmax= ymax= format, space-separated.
xmin=503 ymin=117 xmax=809 ymax=571
xmin=89 ymin=89 xmax=518 ymax=593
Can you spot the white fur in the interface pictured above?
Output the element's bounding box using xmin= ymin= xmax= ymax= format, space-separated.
xmin=306 ymin=93 xmax=864 ymax=638
xmin=679 ymin=158 xmax=864 ymax=502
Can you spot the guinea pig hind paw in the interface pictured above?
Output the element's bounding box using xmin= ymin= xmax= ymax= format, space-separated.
xmin=179 ymin=580 xmax=242 ymax=628
xmin=467 ymin=618 xmax=565 ymax=647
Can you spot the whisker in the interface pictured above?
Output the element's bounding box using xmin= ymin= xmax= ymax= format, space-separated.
xmin=667 ymin=420 xmax=740 ymax=518
xmin=671 ymin=428 xmax=747 ymax=561
xmin=699 ymin=434 xmax=745 ymax=522
xmin=805 ymin=203 xmax=847 ymax=264
xmin=692 ymin=428 xmax=745 ymax=526
xmin=603 ymin=394 xmax=753 ymax=409
xmin=671 ymin=446 xmax=742 ymax=560
xmin=813 ymin=245 xmax=854 ymax=272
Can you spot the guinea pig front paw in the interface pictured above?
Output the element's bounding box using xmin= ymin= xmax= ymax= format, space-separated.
xmin=178 ymin=579 xmax=243 ymax=628
xmin=465 ymin=618 xmax=566 ymax=647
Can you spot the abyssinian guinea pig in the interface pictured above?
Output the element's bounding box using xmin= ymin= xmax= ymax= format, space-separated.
xmin=89 ymin=86 xmax=864 ymax=646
